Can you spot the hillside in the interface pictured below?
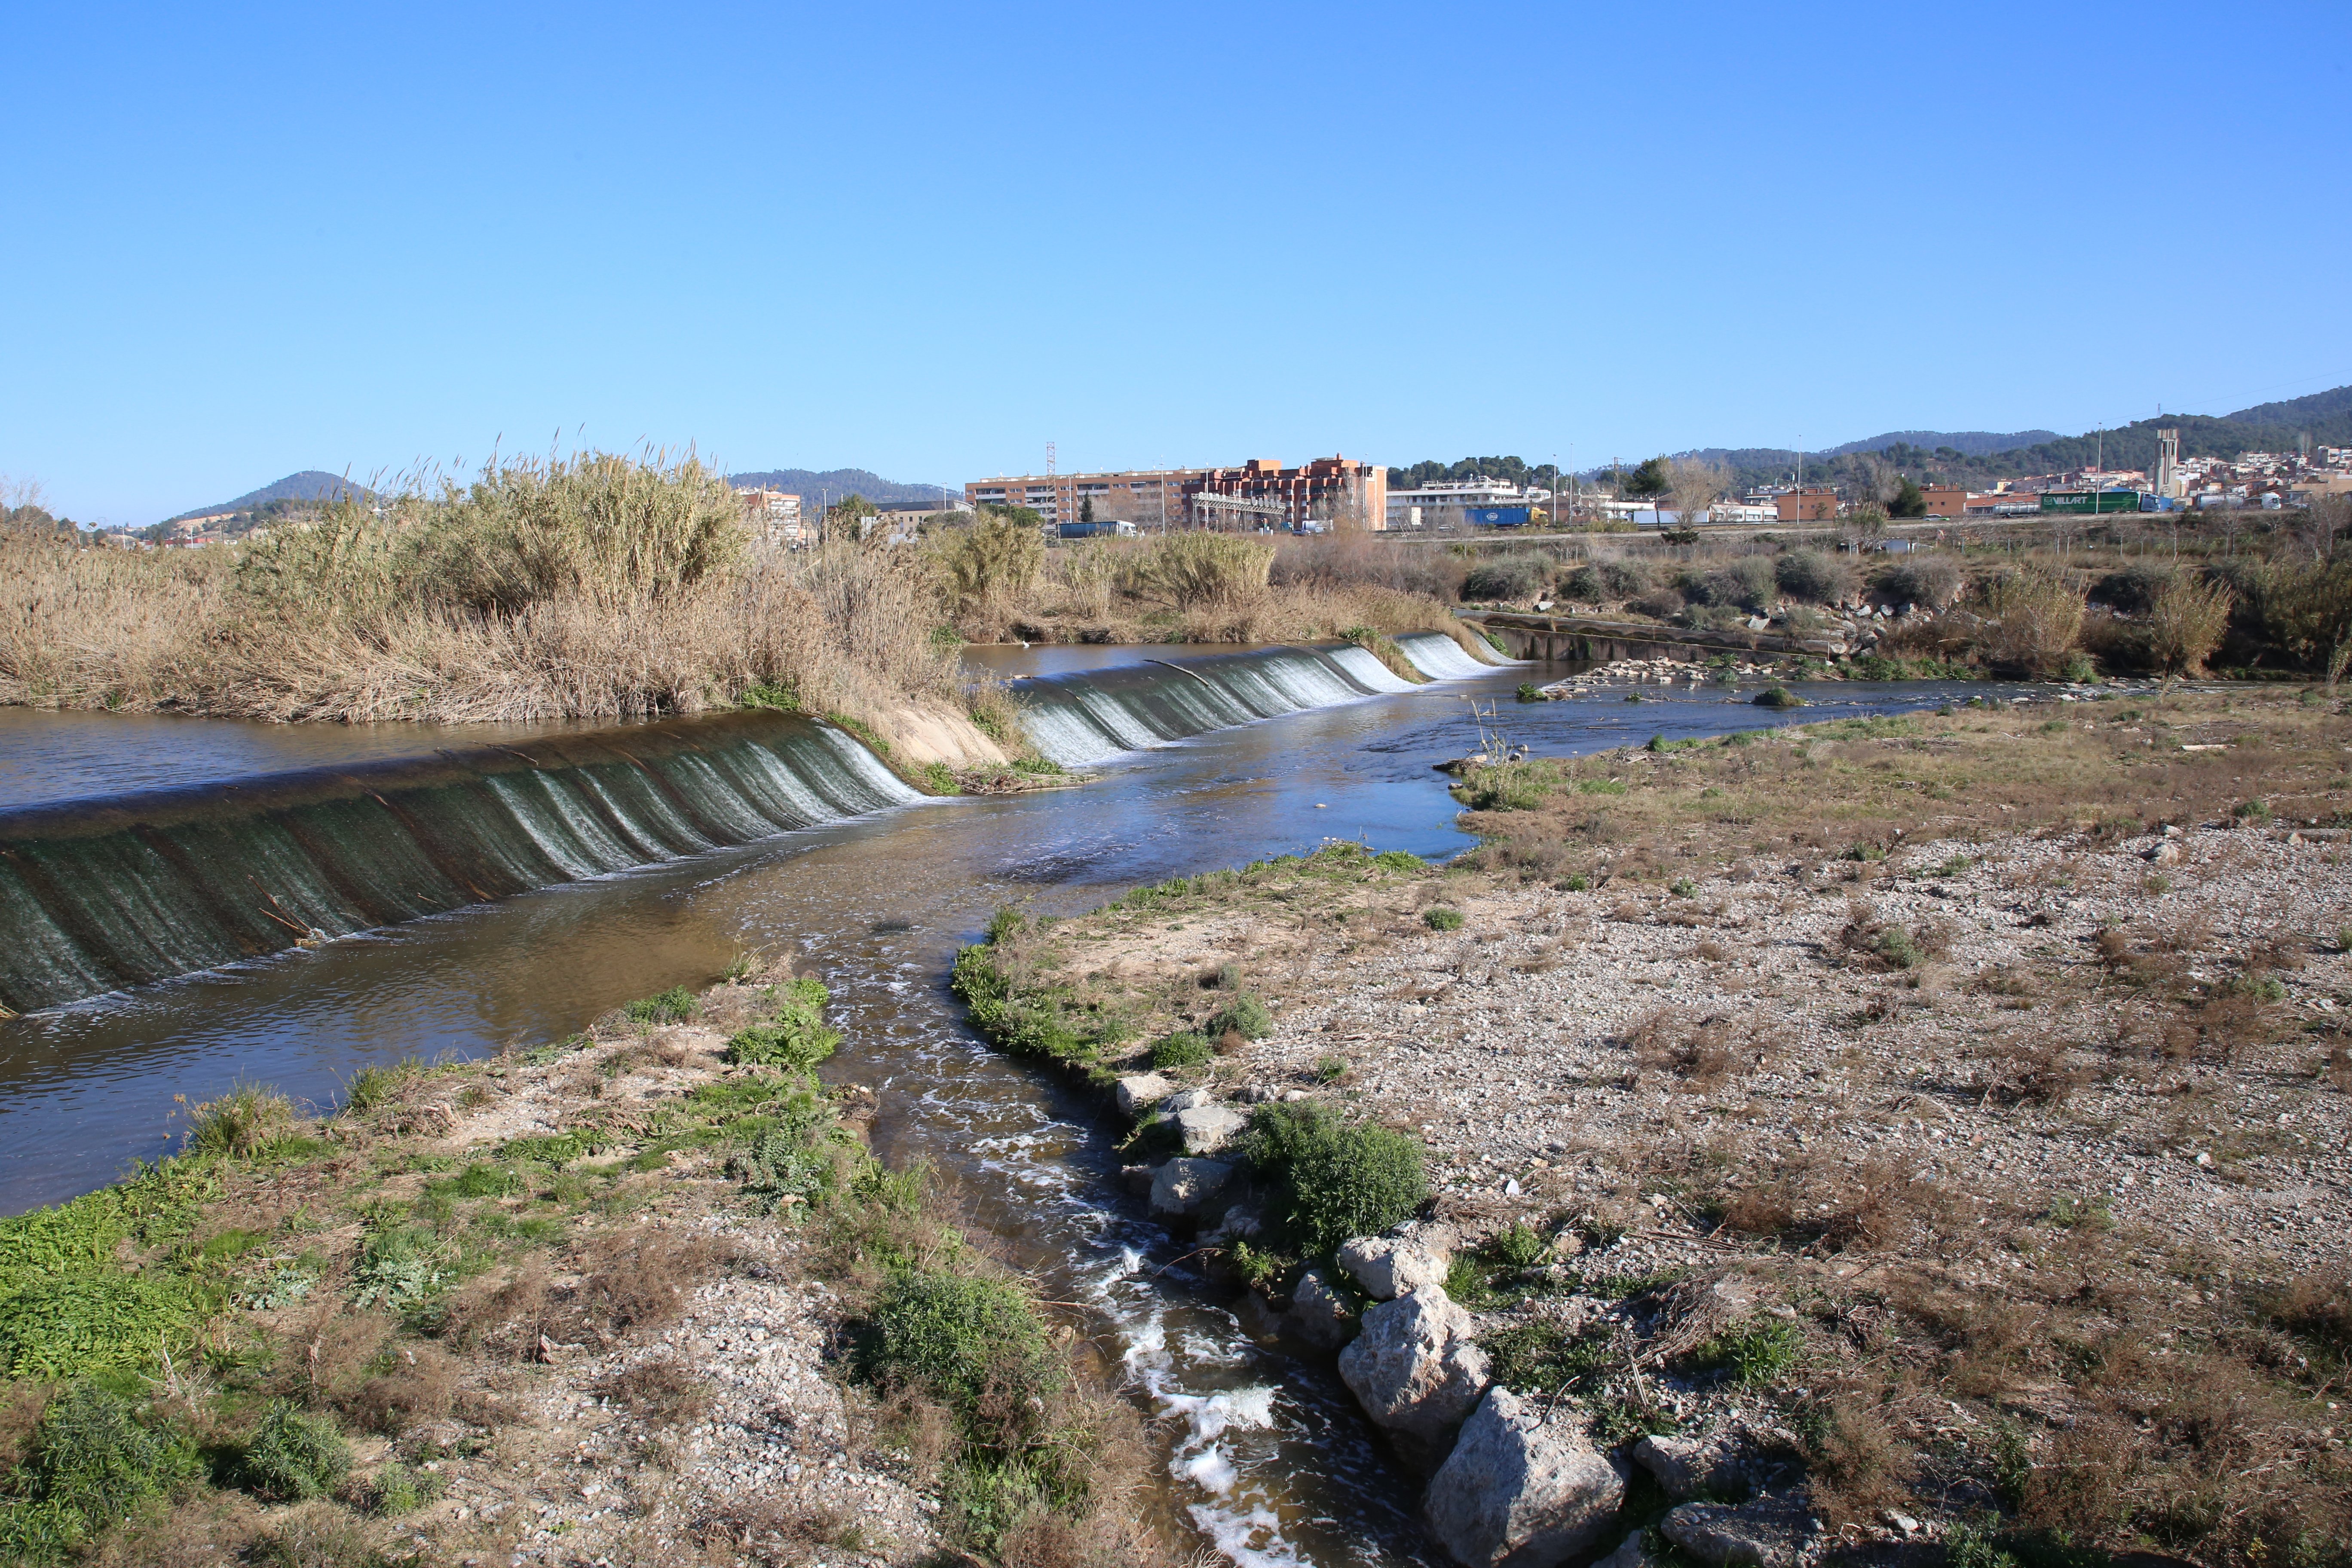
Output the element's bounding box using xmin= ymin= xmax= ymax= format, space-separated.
xmin=164 ymin=470 xmax=378 ymax=523
xmin=725 ymin=468 xmax=957 ymax=507
xmin=1685 ymin=383 xmax=2352 ymax=495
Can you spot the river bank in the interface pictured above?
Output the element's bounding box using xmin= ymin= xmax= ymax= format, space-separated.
xmin=0 ymin=960 xmax=1163 ymax=1567
xmin=951 ymin=689 xmax=2352 ymax=1568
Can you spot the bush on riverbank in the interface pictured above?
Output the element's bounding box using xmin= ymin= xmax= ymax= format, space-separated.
xmin=1240 ymin=1103 xmax=1428 ymax=1259
xmin=0 ymin=450 xmax=968 ymax=728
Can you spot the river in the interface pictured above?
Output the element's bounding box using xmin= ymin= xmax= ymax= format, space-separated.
xmin=0 ymin=642 xmax=1976 ymax=1565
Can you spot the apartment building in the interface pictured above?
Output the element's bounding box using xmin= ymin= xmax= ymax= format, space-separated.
xmin=1775 ymin=486 xmax=1839 ymax=522
xmin=738 ymin=488 xmax=805 ymax=545
xmin=965 ymin=455 xmax=1384 ymax=531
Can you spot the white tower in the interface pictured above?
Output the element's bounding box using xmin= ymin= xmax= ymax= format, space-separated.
xmin=2156 ymin=428 xmax=2181 ymax=499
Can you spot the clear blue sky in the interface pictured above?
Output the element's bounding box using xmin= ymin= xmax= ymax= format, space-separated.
xmin=6 ymin=0 xmax=2347 ymax=524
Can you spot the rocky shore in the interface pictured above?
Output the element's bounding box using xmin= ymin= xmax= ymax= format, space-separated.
xmin=955 ymin=689 xmax=2352 ymax=1568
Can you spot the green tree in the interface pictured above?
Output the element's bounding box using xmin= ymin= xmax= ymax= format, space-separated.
xmin=824 ymin=492 xmax=879 ymax=543
xmin=1624 ymin=456 xmax=1671 ymax=499
xmin=1079 ymin=495 xmax=1094 ymax=524
xmin=1890 ymin=476 xmax=1927 ymax=518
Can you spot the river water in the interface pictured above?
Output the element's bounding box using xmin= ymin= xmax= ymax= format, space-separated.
xmin=0 ymin=646 xmax=1975 ymax=1565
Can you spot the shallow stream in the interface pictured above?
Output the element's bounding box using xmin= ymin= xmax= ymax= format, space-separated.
xmin=0 ymin=647 xmax=1979 ymax=1565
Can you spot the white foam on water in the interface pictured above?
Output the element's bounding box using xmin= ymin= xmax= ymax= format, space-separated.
xmin=1187 ymin=1501 xmax=1306 ymax=1568
xmin=1323 ymin=643 xmax=1419 ymax=693
xmin=1395 ymin=629 xmax=1503 ymax=679
xmin=1182 ymin=1446 xmax=1240 ymax=1494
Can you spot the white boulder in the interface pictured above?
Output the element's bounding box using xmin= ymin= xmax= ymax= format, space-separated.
xmin=1175 ymin=1103 xmax=1246 ymax=1155
xmin=1114 ymin=1073 xmax=1173 ymax=1115
xmin=1660 ymin=1497 xmax=1813 ymax=1568
xmin=1148 ymin=1157 xmax=1233 ymax=1216
xmin=1338 ymin=1234 xmax=1449 ymax=1300
xmin=1336 ymin=1284 xmax=1489 ymax=1448
xmin=1424 ymin=1387 xmax=1628 ymax=1568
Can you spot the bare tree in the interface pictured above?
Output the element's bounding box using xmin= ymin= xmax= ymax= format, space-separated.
xmin=1665 ymin=459 xmax=1728 ymax=526
xmin=2300 ymin=495 xmax=2348 ymax=563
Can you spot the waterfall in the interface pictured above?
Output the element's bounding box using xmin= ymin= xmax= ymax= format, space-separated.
xmin=1395 ymin=630 xmax=1508 ymax=680
xmin=0 ymin=714 xmax=917 ymax=1015
xmin=1013 ymin=642 xmax=1482 ymax=768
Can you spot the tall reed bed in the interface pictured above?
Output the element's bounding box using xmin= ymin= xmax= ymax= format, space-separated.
xmin=0 ymin=452 xmax=962 ymax=725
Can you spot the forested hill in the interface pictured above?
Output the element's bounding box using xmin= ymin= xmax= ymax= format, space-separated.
xmin=165 ymin=471 xmax=378 ymax=523
xmin=1686 ymin=383 xmax=2352 ymax=493
xmin=725 ymin=468 xmax=957 ymax=506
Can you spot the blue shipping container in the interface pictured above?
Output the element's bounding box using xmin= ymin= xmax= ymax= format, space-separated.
xmin=1468 ymin=506 xmax=1531 ymax=527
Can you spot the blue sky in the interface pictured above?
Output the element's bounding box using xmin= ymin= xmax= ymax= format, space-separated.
xmin=6 ymin=0 xmax=2347 ymax=524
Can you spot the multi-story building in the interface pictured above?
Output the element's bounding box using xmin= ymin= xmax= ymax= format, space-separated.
xmin=1385 ymin=478 xmax=1532 ymax=529
xmin=738 ymin=488 xmax=805 ymax=546
xmin=965 ymin=469 xmax=1206 ymax=527
xmin=965 ymin=455 xmax=1385 ymax=532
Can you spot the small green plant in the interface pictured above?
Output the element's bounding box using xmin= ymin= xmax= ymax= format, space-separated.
xmin=1204 ymin=993 xmax=1274 ymax=1041
xmin=358 ymin=1461 xmax=444 ymax=1516
xmin=726 ymin=977 xmax=840 ymax=1069
xmin=1753 ymin=686 xmax=1803 ymax=709
xmin=2217 ymin=971 xmax=2288 ymax=1003
xmin=1669 ymin=877 xmax=1697 ymax=899
xmin=623 ymin=986 xmax=698 ymax=1026
xmin=1686 ymin=1317 xmax=1801 ymax=1387
xmin=851 ymin=1269 xmax=1062 ymax=1424
xmin=1150 ymin=1032 xmax=1213 ymax=1070
xmin=1424 ymin=907 xmax=1465 ymax=931
xmin=922 ymin=760 xmax=961 ymax=795
xmin=727 ymin=1127 xmax=834 ymax=1212
xmin=347 ymin=1228 xmax=451 ymax=1311
xmin=236 ymin=1400 xmax=351 ymax=1501
xmin=738 ymin=678 xmax=798 ymax=711
xmin=1562 ymin=874 xmax=1590 ymax=892
xmin=1372 ymin=850 xmax=1422 ymax=872
xmin=498 ymin=1133 xmax=586 ymax=1165
xmin=341 ymin=1059 xmax=420 ymax=1114
xmin=1875 ymin=928 xmax=1924 ymax=969
xmin=2231 ymin=799 xmax=2272 ymax=825
xmin=1516 ymin=682 xmax=1544 ymax=702
xmin=1314 ymin=1054 xmax=1349 ymax=1082
xmin=2046 ymin=1193 xmax=2114 ymax=1231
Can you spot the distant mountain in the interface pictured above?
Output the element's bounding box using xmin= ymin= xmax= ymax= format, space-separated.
xmin=2223 ymin=384 xmax=2352 ymax=427
xmin=165 ymin=471 xmax=377 ymax=524
xmin=1678 ymin=383 xmax=2352 ymax=492
xmin=1824 ymin=429 xmax=2060 ymax=458
xmin=726 ymin=469 xmax=956 ymax=507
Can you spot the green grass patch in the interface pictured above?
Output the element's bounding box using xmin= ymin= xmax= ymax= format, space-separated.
xmin=623 ymin=986 xmax=698 ymax=1026
xmin=1149 ymin=1032 xmax=1213 ymax=1070
xmin=726 ymin=977 xmax=840 ymax=1069
xmin=1423 ymin=907 xmax=1465 ymax=931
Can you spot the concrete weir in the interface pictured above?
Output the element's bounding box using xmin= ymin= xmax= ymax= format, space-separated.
xmin=1461 ymin=610 xmax=1851 ymax=664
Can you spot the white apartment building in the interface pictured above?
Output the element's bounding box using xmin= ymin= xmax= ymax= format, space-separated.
xmin=1385 ymin=479 xmax=1550 ymax=529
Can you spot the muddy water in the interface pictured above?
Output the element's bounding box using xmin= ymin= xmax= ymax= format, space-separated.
xmin=0 ymin=657 xmax=1974 ymax=1564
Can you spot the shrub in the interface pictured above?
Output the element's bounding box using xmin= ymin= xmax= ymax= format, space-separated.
xmin=1753 ymin=686 xmax=1803 ymax=708
xmin=1774 ymin=548 xmax=1847 ymax=603
xmin=623 ymin=985 xmax=698 ymax=1026
xmin=2145 ymin=576 xmax=2234 ymax=677
xmin=1698 ymin=556 xmax=1777 ymax=612
xmin=1562 ymin=560 xmax=1650 ymax=603
xmin=13 ymin=1385 xmax=200 ymax=1542
xmin=341 ymin=1059 xmax=420 ymax=1114
xmin=1243 ymin=1104 xmax=1428 ymax=1256
xmin=852 ymin=1270 xmax=1061 ymax=1424
xmin=347 ymin=1228 xmax=452 ymax=1311
xmin=1978 ymin=570 xmax=2085 ymax=678
xmin=356 ymin=1461 xmax=444 ymax=1516
xmin=236 ymin=1400 xmax=352 ymax=1501
xmin=725 ymin=977 xmax=839 ymax=1068
xmin=1876 ymin=554 xmax=1963 ymax=608
xmin=1372 ymin=850 xmax=1423 ymax=871
xmin=185 ymin=1081 xmax=294 ymax=1158
xmin=2089 ymin=564 xmax=2176 ymax=615
xmin=1150 ymin=1032 xmax=1213 ymax=1069
xmin=1451 ymin=759 xmax=1563 ymax=811
xmin=1203 ymin=993 xmax=1273 ymax=1042
xmin=1123 ymin=533 xmax=1274 ymax=609
xmin=1460 ymin=557 xmax=1546 ymax=602
xmin=1423 ymin=907 xmax=1465 ymax=931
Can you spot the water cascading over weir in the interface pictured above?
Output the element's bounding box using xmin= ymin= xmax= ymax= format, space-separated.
xmin=1009 ymin=634 xmax=1496 ymax=767
xmin=0 ymin=713 xmax=917 ymax=1014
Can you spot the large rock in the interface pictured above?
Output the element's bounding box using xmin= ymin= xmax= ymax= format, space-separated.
xmin=1114 ymin=1073 xmax=1173 ymax=1115
xmin=1337 ymin=1284 xmax=1489 ymax=1448
xmin=1631 ymin=1432 xmax=1743 ymax=1501
xmin=1175 ymin=1103 xmax=1246 ymax=1155
xmin=1592 ymin=1531 xmax=1655 ymax=1568
xmin=1164 ymin=1087 xmax=1216 ymax=1111
xmin=1149 ymin=1158 xmax=1232 ymax=1216
xmin=1338 ymin=1234 xmax=1449 ymax=1300
xmin=1659 ymin=1496 xmax=1814 ymax=1568
xmin=1424 ymin=1387 xmax=1627 ymax=1568
xmin=1288 ymin=1268 xmax=1358 ymax=1351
